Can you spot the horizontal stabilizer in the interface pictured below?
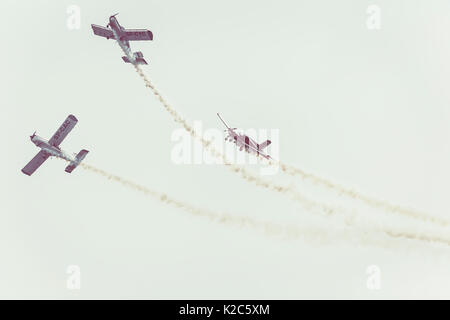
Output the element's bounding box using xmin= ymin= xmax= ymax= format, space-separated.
xmin=65 ymin=149 xmax=89 ymax=173
xmin=76 ymin=149 xmax=89 ymax=161
xmin=64 ymin=164 xmax=76 ymax=173
xmin=121 ymin=56 xmax=148 ymax=65
xmin=122 ymin=51 xmax=148 ymax=65
xmin=258 ymin=140 xmax=271 ymax=150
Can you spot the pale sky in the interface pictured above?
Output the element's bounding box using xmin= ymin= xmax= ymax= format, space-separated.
xmin=1 ymin=0 xmax=450 ymax=299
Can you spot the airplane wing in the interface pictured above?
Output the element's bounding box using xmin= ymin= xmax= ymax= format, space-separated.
xmin=48 ymin=114 xmax=78 ymax=147
xmin=21 ymin=150 xmax=50 ymax=176
xmin=124 ymin=29 xmax=153 ymax=41
xmin=91 ymin=24 xmax=114 ymax=39
xmin=243 ymin=141 xmax=271 ymax=159
xmin=258 ymin=140 xmax=271 ymax=149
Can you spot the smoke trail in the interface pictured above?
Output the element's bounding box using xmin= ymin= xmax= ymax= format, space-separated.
xmin=96 ymin=41 xmax=358 ymax=234
xmin=51 ymin=153 xmax=450 ymax=248
xmin=268 ymin=160 xmax=450 ymax=227
xmin=79 ymin=162 xmax=450 ymax=248
xmin=116 ymin=37 xmax=448 ymax=229
xmin=130 ymin=64 xmax=358 ymax=223
xmin=130 ymin=64 xmax=450 ymax=231
xmin=78 ymin=162 xmax=327 ymax=241
xmin=114 ymin=46 xmax=450 ymax=244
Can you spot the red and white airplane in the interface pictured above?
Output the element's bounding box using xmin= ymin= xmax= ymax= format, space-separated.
xmin=21 ymin=115 xmax=89 ymax=176
xmin=217 ymin=113 xmax=272 ymax=159
xmin=91 ymin=14 xmax=153 ymax=65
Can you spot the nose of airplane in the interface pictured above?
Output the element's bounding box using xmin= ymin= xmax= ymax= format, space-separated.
xmin=30 ymin=131 xmax=36 ymax=140
xmin=109 ymin=13 xmax=119 ymax=21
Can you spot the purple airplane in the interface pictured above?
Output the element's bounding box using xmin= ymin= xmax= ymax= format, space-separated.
xmin=91 ymin=13 xmax=153 ymax=65
xmin=217 ymin=113 xmax=272 ymax=160
xmin=22 ymin=115 xmax=89 ymax=176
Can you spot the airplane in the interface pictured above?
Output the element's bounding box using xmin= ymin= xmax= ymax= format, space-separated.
xmin=21 ymin=115 xmax=89 ymax=176
xmin=91 ymin=13 xmax=153 ymax=65
xmin=217 ymin=113 xmax=272 ymax=159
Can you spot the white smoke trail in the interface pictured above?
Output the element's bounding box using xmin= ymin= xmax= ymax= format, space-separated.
xmin=130 ymin=64 xmax=450 ymax=231
xmin=112 ymin=46 xmax=450 ymax=247
xmin=79 ymin=162 xmax=450 ymax=248
xmin=267 ymin=160 xmax=450 ymax=227
xmin=78 ymin=162 xmax=327 ymax=241
xmin=45 ymin=154 xmax=450 ymax=249
xmin=130 ymin=64 xmax=360 ymax=223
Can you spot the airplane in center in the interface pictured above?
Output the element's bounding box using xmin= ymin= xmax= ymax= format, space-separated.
xmin=21 ymin=114 xmax=89 ymax=176
xmin=91 ymin=13 xmax=153 ymax=65
xmin=217 ymin=113 xmax=272 ymax=160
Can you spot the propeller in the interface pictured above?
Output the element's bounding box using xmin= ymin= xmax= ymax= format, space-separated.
xmin=30 ymin=131 xmax=36 ymax=139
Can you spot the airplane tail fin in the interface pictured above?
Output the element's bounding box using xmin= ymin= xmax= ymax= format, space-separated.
xmin=258 ymin=140 xmax=271 ymax=150
xmin=122 ymin=51 xmax=148 ymax=65
xmin=65 ymin=149 xmax=89 ymax=173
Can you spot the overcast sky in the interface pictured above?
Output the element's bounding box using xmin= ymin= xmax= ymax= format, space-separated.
xmin=1 ymin=0 xmax=450 ymax=298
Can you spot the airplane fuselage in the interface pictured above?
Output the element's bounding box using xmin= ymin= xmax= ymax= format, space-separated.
xmin=227 ymin=133 xmax=256 ymax=149
xmin=109 ymin=16 xmax=121 ymax=31
xmin=217 ymin=113 xmax=271 ymax=159
xmin=108 ymin=16 xmax=130 ymax=49
xmin=31 ymin=135 xmax=75 ymax=162
xmin=225 ymin=129 xmax=268 ymax=158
